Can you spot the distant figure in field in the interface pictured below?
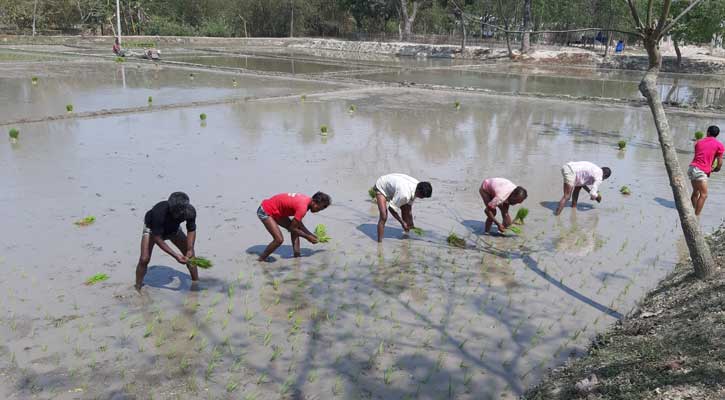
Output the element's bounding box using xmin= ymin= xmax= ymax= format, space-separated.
xmin=689 ymin=125 xmax=723 ymax=216
xmin=135 ymin=192 xmax=197 ymax=290
xmin=256 ymin=192 xmax=331 ymax=261
xmin=615 ymin=40 xmax=625 ymax=54
xmin=479 ymin=178 xmax=528 ymax=234
xmin=374 ymin=173 xmax=432 ymax=242
xmin=112 ymin=37 xmax=125 ymax=57
xmin=555 ymin=162 xmax=611 ymax=215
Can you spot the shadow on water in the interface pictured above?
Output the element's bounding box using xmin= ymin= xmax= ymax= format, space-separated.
xmin=540 ymin=201 xmax=594 ymax=213
xmin=356 ymin=223 xmax=407 ymax=241
xmin=144 ymin=265 xmax=193 ymax=291
xmin=245 ymin=244 xmax=325 ymax=260
xmin=654 ymin=196 xmax=676 ymax=209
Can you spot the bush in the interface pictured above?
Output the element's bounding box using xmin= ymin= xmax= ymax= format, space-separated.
xmin=198 ymin=18 xmax=233 ymax=37
xmin=143 ymin=16 xmax=196 ymax=36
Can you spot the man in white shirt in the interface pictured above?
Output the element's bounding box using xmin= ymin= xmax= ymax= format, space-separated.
xmin=374 ymin=173 xmax=432 ymax=242
xmin=555 ymin=161 xmax=611 ymax=215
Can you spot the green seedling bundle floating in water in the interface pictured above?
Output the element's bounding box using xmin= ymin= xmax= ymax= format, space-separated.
xmin=349 ymin=104 xmax=356 ymax=113
xmin=513 ymin=207 xmax=529 ymax=224
xmin=147 ymin=96 xmax=153 ymax=104
xmin=410 ymin=227 xmax=424 ymax=236
xmin=31 ymin=76 xmax=38 ymax=85
xmin=115 ymin=57 xmax=125 ymax=63
xmin=620 ymin=185 xmax=631 ymax=195
xmin=66 ymin=104 xmax=74 ymax=113
xmin=199 ymin=113 xmax=207 ymax=121
xmin=447 ymin=233 xmax=465 ymax=248
xmin=314 ymin=224 xmax=331 ymax=243
xmin=320 ymin=125 xmax=329 ymax=136
xmin=85 ymin=273 xmax=109 ymax=285
xmin=300 ymin=95 xmax=306 ymax=102
xmin=694 ymin=131 xmax=705 ymax=140
xmin=188 ymin=256 xmax=213 ymax=269
xmin=617 ymin=140 xmax=626 ymax=150
xmin=508 ymin=226 xmax=522 ymax=235
xmin=8 ymin=128 xmax=19 ymax=142
xmin=454 ymin=101 xmax=461 ymax=110
xmin=74 ymin=216 xmax=96 ymax=226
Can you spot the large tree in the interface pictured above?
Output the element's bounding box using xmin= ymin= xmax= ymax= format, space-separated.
xmin=624 ymin=0 xmax=715 ymax=278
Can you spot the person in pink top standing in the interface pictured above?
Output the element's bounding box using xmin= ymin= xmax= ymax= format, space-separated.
xmin=555 ymin=161 xmax=611 ymax=215
xmin=479 ymin=178 xmax=528 ymax=233
xmin=256 ymin=192 xmax=331 ymax=261
xmin=689 ymin=125 xmax=723 ymax=216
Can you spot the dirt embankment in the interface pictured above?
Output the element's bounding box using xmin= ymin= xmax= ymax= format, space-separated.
xmin=524 ymin=227 xmax=725 ymax=400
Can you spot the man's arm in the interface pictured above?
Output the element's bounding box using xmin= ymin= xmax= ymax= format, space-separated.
xmin=582 ymin=185 xmax=602 ymax=202
xmin=714 ymin=153 xmax=723 ymax=172
xmin=500 ymin=204 xmax=512 ymax=227
xmin=153 ymin=235 xmax=186 ymax=263
xmin=186 ymin=230 xmax=196 ymax=258
xmin=484 ymin=206 xmax=503 ymax=229
xmin=388 ymin=207 xmax=408 ymax=230
xmin=290 ymin=219 xmax=318 ymax=243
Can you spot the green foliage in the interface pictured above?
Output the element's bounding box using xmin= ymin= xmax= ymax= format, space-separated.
xmin=144 ymin=16 xmax=197 ymax=36
xmin=66 ymin=104 xmax=73 ymax=113
xmin=349 ymin=104 xmax=356 ymax=113
xmin=199 ymin=113 xmax=207 ymax=121
xmin=147 ymin=96 xmax=153 ymax=104
xmin=447 ymin=233 xmax=465 ymax=248
xmin=368 ymin=187 xmax=376 ymax=200
xmin=8 ymin=128 xmax=19 ymax=140
xmin=85 ymin=273 xmax=109 ymax=285
xmin=618 ymin=140 xmax=626 ymax=150
xmin=199 ymin=18 xmax=233 ymax=37
xmin=74 ymin=216 xmax=96 ymax=226
xmin=115 ymin=56 xmax=125 ymax=63
xmin=320 ymin=125 xmax=328 ymax=135
xmin=31 ymin=76 xmax=38 ymax=84
xmin=514 ymin=208 xmax=529 ymax=224
xmin=189 ymin=257 xmax=213 ymax=269
xmin=454 ymin=101 xmax=461 ymax=110
xmin=314 ymin=224 xmax=331 ymax=243
xmin=695 ymin=131 xmax=705 ymax=140
xmin=124 ymin=41 xmax=156 ymax=48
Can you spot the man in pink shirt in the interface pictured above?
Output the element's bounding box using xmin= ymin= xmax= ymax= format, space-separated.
xmin=256 ymin=192 xmax=331 ymax=261
xmin=689 ymin=125 xmax=723 ymax=215
xmin=555 ymin=161 xmax=611 ymax=215
xmin=479 ymin=178 xmax=528 ymax=233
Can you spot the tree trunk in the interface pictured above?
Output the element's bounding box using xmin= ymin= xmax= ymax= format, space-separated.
xmin=400 ymin=0 xmax=419 ymax=41
xmin=604 ymin=32 xmax=613 ymax=58
xmin=673 ymin=38 xmax=682 ymax=71
xmin=289 ymin=0 xmax=294 ymax=38
xmin=460 ymin=17 xmax=466 ymax=51
xmin=521 ymin=0 xmax=531 ymax=53
xmin=639 ymin=37 xmax=715 ymax=278
xmin=32 ymin=0 xmax=38 ymax=37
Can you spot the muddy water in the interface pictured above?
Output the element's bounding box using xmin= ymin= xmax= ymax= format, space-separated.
xmin=0 ymin=62 xmax=350 ymax=121
xmin=358 ymin=68 xmax=725 ymax=107
xmin=166 ymin=54 xmax=356 ymax=74
xmin=2 ymin=73 xmax=725 ymax=399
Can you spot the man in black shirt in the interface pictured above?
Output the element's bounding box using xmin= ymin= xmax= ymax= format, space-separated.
xmin=135 ymin=192 xmax=198 ymax=290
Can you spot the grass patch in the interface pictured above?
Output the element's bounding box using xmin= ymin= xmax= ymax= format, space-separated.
xmin=188 ymin=257 xmax=213 ymax=269
xmin=74 ymin=216 xmax=96 ymax=226
xmin=85 ymin=273 xmax=109 ymax=285
xmin=447 ymin=233 xmax=465 ymax=248
xmin=314 ymin=224 xmax=331 ymax=243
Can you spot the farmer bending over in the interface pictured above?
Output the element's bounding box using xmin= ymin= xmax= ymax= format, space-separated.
xmin=555 ymin=162 xmax=611 ymax=215
xmin=257 ymin=192 xmax=331 ymax=261
xmin=479 ymin=178 xmax=528 ymax=233
xmin=689 ymin=125 xmax=723 ymax=216
xmin=374 ymin=173 xmax=432 ymax=242
xmin=135 ymin=192 xmax=197 ymax=290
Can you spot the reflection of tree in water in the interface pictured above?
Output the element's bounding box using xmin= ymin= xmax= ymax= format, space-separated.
xmin=555 ymin=211 xmax=602 ymax=257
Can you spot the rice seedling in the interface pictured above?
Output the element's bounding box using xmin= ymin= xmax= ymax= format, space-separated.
xmin=147 ymin=96 xmax=153 ymax=105
xmin=315 ymin=224 xmax=331 ymax=243
xmin=189 ymin=73 xmax=195 ymax=80
xmin=199 ymin=113 xmax=207 ymax=121
xmin=8 ymin=128 xmax=19 ymax=142
xmin=84 ymin=273 xmax=109 ymax=285
xmin=270 ymin=345 xmax=282 ymax=361
xmin=617 ymin=140 xmax=626 ymax=150
xmin=226 ymin=379 xmax=239 ymax=393
xmin=115 ymin=56 xmax=125 ymax=63
xmin=454 ymin=100 xmax=461 ymax=110
xmin=320 ymin=125 xmax=329 ymax=136
xmin=332 ymin=376 xmax=343 ymax=396
xmin=232 ymin=79 xmax=238 ymax=87
xmin=349 ymin=104 xmax=356 ymax=113
xmin=188 ymin=256 xmax=212 ymax=269
xmin=508 ymin=226 xmax=523 ymax=235
xmin=411 ymin=227 xmax=424 ymax=236
xmin=383 ymin=366 xmax=394 ymax=384
xmin=143 ymin=322 xmax=153 ymax=337
xmin=300 ymin=94 xmax=306 ymax=102
xmin=620 ymin=186 xmax=631 ymax=195
xmin=694 ymin=131 xmax=705 ymax=140
xmin=368 ymin=187 xmax=376 ymax=200
xmin=73 ymin=216 xmax=97 ymax=228
xmin=257 ymin=372 xmax=268 ymax=385
xmin=514 ymin=207 xmax=529 ymax=224
xmin=66 ymin=104 xmax=73 ymax=113
xmin=31 ymin=76 xmax=38 ymax=85
xmin=447 ymin=233 xmax=465 ymax=248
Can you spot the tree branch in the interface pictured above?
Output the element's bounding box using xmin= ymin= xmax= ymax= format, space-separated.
xmin=624 ymin=0 xmax=644 ymax=30
xmin=661 ymin=0 xmax=706 ymax=36
xmin=656 ymin=0 xmax=672 ymax=33
xmin=646 ymin=0 xmax=654 ymax=27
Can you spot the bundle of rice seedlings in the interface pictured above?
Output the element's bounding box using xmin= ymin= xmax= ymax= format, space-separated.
xmin=31 ymin=76 xmax=38 ymax=85
xmin=74 ymin=216 xmax=96 ymax=226
xmin=66 ymin=104 xmax=74 ymax=113
xmin=147 ymin=96 xmax=153 ymax=104
xmin=513 ymin=208 xmax=529 ymax=224
xmin=508 ymin=226 xmax=522 ymax=235
xmin=411 ymin=227 xmax=424 ymax=236
xmin=620 ymin=186 xmax=631 ymax=195
xmin=189 ymin=73 xmax=195 ymax=80
xmin=368 ymin=187 xmax=377 ymax=200
xmin=454 ymin=101 xmax=461 ymax=110
xmin=617 ymin=140 xmax=626 ymax=150
xmin=85 ymin=273 xmax=109 ymax=285
xmin=115 ymin=57 xmax=125 ymax=63
xmin=349 ymin=105 xmax=356 ymax=113
xmin=188 ymin=257 xmax=213 ymax=269
xmin=300 ymin=95 xmax=306 ymax=102
xmin=694 ymin=131 xmax=705 ymax=140
xmin=232 ymin=79 xmax=238 ymax=87
xmin=314 ymin=224 xmax=331 ymax=243
xmin=320 ymin=125 xmax=328 ymax=136
xmin=199 ymin=113 xmax=207 ymax=121
xmin=8 ymin=128 xmax=19 ymax=141
xmin=447 ymin=233 xmax=465 ymax=248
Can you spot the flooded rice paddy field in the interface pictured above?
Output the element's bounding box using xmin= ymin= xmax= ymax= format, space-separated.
xmin=1 ymin=51 xmax=725 ymax=399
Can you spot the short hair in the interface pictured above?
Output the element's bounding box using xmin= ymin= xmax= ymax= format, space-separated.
xmin=416 ymin=182 xmax=432 ymax=198
xmin=168 ymin=192 xmax=191 ymax=219
xmin=312 ymin=192 xmax=331 ymax=207
xmin=707 ymin=125 xmax=720 ymax=137
xmin=511 ymin=186 xmax=528 ymax=200
xmin=602 ymin=167 xmax=612 ymax=179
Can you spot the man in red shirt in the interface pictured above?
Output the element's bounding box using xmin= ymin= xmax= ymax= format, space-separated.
xmin=256 ymin=192 xmax=331 ymax=261
xmin=689 ymin=125 xmax=723 ymax=216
